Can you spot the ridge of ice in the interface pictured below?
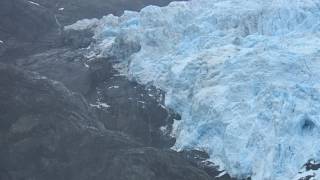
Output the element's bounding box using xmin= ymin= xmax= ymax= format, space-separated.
xmin=75 ymin=0 xmax=320 ymax=179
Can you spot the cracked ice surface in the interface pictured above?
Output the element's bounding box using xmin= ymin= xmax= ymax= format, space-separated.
xmin=75 ymin=0 xmax=320 ymax=179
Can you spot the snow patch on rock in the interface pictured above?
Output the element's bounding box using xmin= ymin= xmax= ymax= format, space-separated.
xmin=90 ymin=102 xmax=111 ymax=109
xmin=27 ymin=1 xmax=40 ymax=6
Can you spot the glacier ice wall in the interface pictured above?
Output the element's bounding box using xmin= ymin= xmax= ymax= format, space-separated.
xmin=73 ymin=0 xmax=320 ymax=179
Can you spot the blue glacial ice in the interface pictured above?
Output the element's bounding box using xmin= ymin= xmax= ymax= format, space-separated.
xmin=69 ymin=0 xmax=320 ymax=179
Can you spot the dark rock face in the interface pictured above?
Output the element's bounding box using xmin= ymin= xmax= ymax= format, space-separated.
xmin=90 ymin=67 xmax=177 ymax=148
xmin=0 ymin=64 xmax=214 ymax=180
xmin=15 ymin=48 xmax=92 ymax=95
xmin=14 ymin=46 xmax=176 ymax=148
xmin=0 ymin=0 xmax=59 ymax=60
xmin=106 ymin=147 xmax=211 ymax=180
xmin=62 ymin=29 xmax=94 ymax=49
xmin=181 ymin=150 xmax=238 ymax=180
xmin=0 ymin=63 xmax=100 ymax=133
xmin=0 ymin=0 xmax=56 ymax=42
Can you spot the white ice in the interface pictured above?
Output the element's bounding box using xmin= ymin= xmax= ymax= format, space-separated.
xmin=108 ymin=85 xmax=120 ymax=89
xmin=27 ymin=1 xmax=40 ymax=6
xmin=72 ymin=0 xmax=320 ymax=179
xmin=90 ymin=102 xmax=111 ymax=109
xmin=64 ymin=18 xmax=99 ymax=31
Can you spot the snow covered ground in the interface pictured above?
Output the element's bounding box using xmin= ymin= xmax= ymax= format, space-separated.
xmin=69 ymin=0 xmax=320 ymax=179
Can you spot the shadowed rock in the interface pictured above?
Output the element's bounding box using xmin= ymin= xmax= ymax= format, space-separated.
xmin=0 ymin=64 xmax=214 ymax=180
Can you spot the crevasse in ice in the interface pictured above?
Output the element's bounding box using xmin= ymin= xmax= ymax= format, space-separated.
xmin=70 ymin=0 xmax=320 ymax=179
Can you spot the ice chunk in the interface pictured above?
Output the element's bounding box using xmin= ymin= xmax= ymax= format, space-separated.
xmin=27 ymin=1 xmax=39 ymax=6
xmin=84 ymin=63 xmax=89 ymax=68
xmin=64 ymin=18 xmax=99 ymax=31
xmin=90 ymin=102 xmax=110 ymax=109
xmin=108 ymin=85 xmax=119 ymax=89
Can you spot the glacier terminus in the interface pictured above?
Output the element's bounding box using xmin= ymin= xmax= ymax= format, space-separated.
xmin=67 ymin=0 xmax=320 ymax=179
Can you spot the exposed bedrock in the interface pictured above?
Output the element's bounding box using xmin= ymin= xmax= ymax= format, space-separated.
xmin=0 ymin=63 xmax=217 ymax=180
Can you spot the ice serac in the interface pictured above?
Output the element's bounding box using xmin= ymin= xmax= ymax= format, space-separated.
xmin=78 ymin=0 xmax=320 ymax=179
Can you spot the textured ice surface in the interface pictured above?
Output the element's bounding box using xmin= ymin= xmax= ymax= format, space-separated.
xmin=75 ymin=0 xmax=320 ymax=179
xmin=64 ymin=18 xmax=99 ymax=31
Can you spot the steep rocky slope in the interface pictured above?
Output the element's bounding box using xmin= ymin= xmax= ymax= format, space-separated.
xmin=0 ymin=64 xmax=215 ymax=180
xmin=14 ymin=46 xmax=177 ymax=148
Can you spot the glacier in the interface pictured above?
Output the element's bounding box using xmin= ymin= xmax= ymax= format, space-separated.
xmin=69 ymin=0 xmax=320 ymax=179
